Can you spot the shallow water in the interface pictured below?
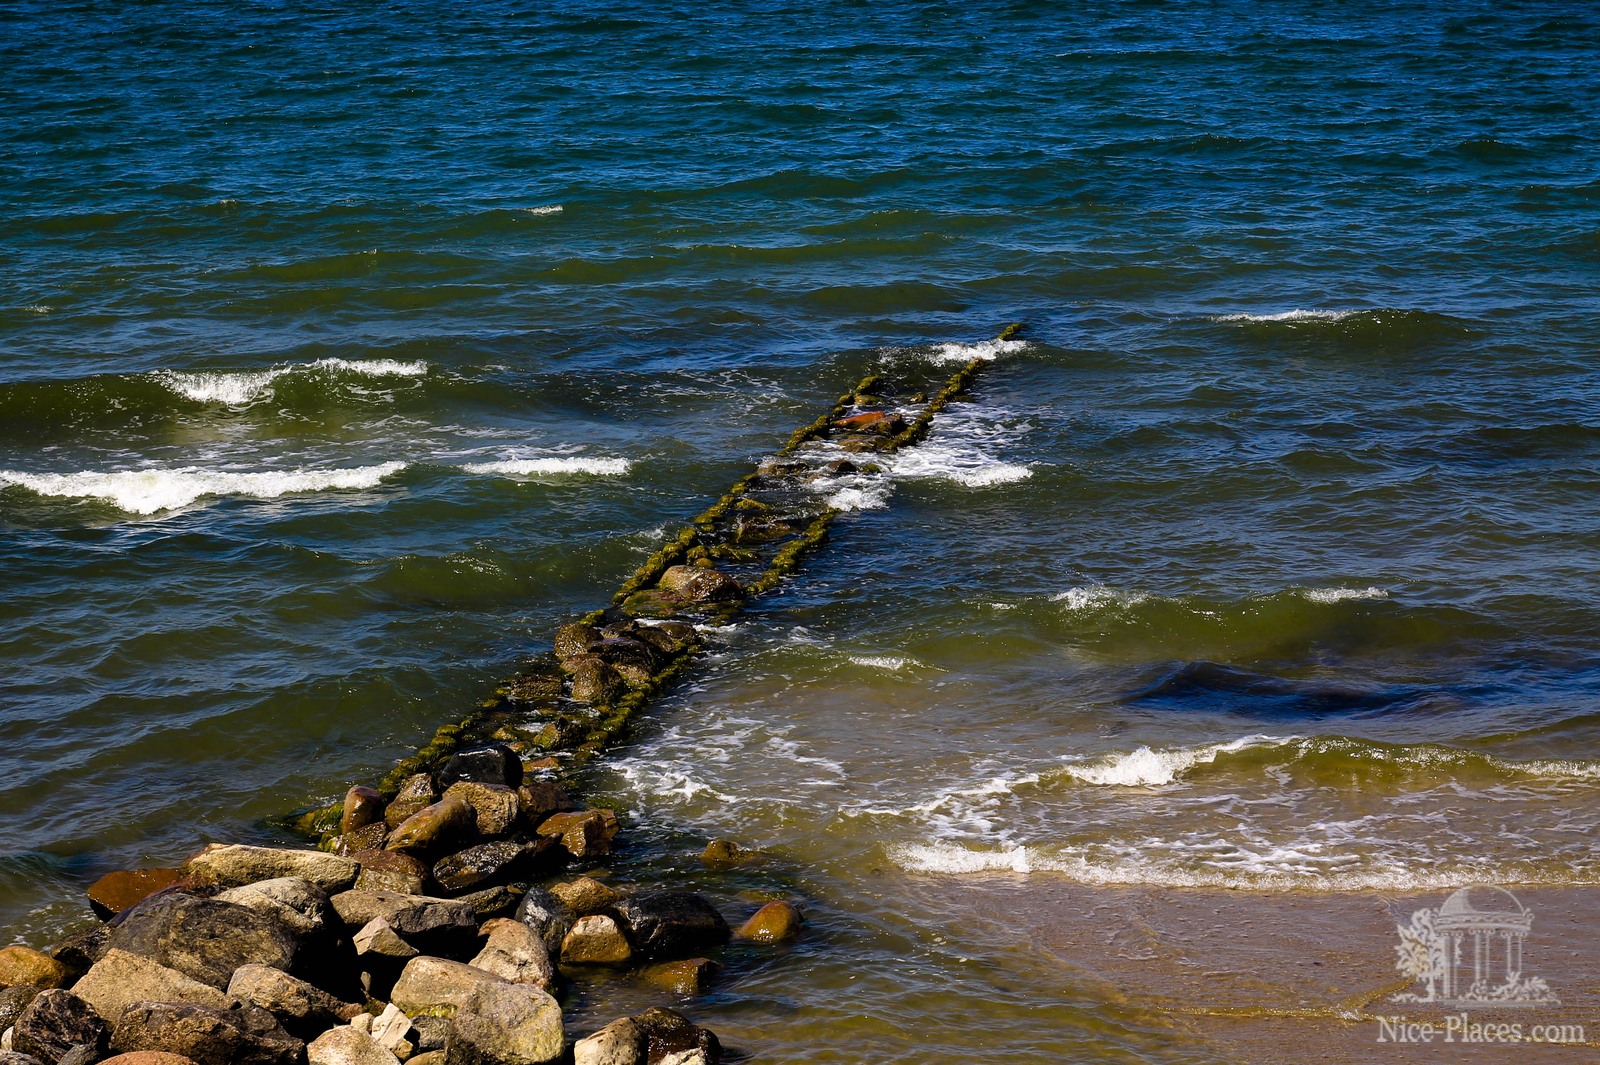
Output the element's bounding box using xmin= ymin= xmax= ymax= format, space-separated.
xmin=4 ymin=1 xmax=1600 ymax=1060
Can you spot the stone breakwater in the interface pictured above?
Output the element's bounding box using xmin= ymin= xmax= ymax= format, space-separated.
xmin=0 ymin=329 xmax=1021 ymax=1065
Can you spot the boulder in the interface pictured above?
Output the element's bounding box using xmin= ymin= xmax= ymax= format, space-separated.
xmin=513 ymin=888 xmax=574 ymax=954
xmin=633 ymin=1008 xmax=721 ymax=1064
xmin=383 ymin=800 xmax=431 ymax=832
xmin=450 ymin=884 xmax=526 ymax=922
xmin=408 ymin=1015 xmax=449 ymax=1054
xmin=831 ymin=410 xmax=905 ymax=435
xmin=442 ymin=783 xmax=520 ymax=837
xmin=638 ymin=958 xmax=718 ymax=996
xmin=181 ymin=845 xmax=358 ymax=893
xmin=331 ymin=892 xmax=478 ymax=956
xmin=394 ymin=773 xmax=437 ymax=805
xmin=569 ymin=660 xmax=624 ymax=704
xmin=331 ymin=824 xmax=388 ymax=856
xmin=535 ymin=809 xmax=619 ymax=860
xmin=352 ymin=850 xmax=430 ymax=896
xmin=517 ymin=782 xmax=572 ymax=828
xmin=86 ymin=869 xmax=185 ymax=921
xmin=306 ymin=1026 xmax=400 ymax=1065
xmin=586 ymin=637 xmax=658 ymax=673
xmin=215 ymin=877 xmax=335 ymax=940
xmin=560 ymin=916 xmax=632 ymax=966
xmin=362 ymin=1003 xmax=413 ymax=1058
xmin=697 ymin=841 xmax=741 ymax=869
xmin=389 ymin=957 xmax=508 ymax=1018
xmin=0 ymin=947 xmax=69 ymax=990
xmin=227 ymin=964 xmax=358 ymax=1039
xmin=612 ymin=893 xmax=729 ymax=961
xmin=553 ymin=623 xmax=600 ymax=662
xmin=549 ymin=876 xmax=620 ymax=916
xmin=385 ymin=797 xmax=476 ymax=857
xmin=468 ymin=920 xmax=555 ymax=990
xmin=72 ymin=950 xmax=234 ymax=1021
xmin=0 ymin=986 xmax=41 ymax=1033
xmin=109 ymin=1001 xmax=301 ymax=1065
xmin=573 ymin=1018 xmax=644 ymax=1065
xmin=438 ymin=745 xmax=522 ymax=791
xmin=108 ymin=894 xmax=302 ymax=989
xmin=733 ymin=901 xmax=802 ymax=943
xmin=12 ymin=990 xmax=107 ymax=1063
xmin=431 ymin=841 xmax=541 ymax=895
xmin=443 ymin=982 xmax=562 ymax=1065
xmin=633 ymin=622 xmax=696 ymax=657
xmin=99 ymin=1053 xmax=202 ymax=1065
xmin=340 ymin=787 xmax=387 ymax=836
xmin=51 ymin=925 xmax=109 ymax=982
xmin=656 ymin=566 xmax=741 ymax=604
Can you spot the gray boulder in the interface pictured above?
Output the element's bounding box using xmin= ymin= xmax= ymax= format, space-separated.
xmin=12 ymin=990 xmax=107 ymax=1063
xmin=469 ymin=919 xmax=556 ymax=990
xmin=227 ymin=964 xmax=358 ymax=1039
xmin=443 ymin=982 xmax=562 ymax=1065
xmin=612 ymin=893 xmax=729 ymax=961
xmin=72 ymin=948 xmax=235 ymax=1021
xmin=181 ymin=845 xmax=358 ymax=893
xmin=109 ymin=1000 xmax=302 ymax=1065
xmin=307 ymin=1026 xmax=401 ymax=1065
xmin=109 ymin=893 xmax=302 ymax=989
xmin=388 ymin=957 xmax=506 ymax=1019
xmin=573 ymin=1018 xmax=644 ymax=1065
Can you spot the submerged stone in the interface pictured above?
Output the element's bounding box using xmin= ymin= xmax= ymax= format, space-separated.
xmin=733 ymin=901 xmax=802 ymax=943
xmin=612 ymin=892 xmax=729 ymax=961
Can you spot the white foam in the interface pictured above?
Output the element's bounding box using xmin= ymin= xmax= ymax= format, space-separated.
xmin=848 ymin=654 xmax=918 ymax=671
xmin=521 ymin=205 xmax=564 ymax=216
xmin=0 ymin=462 xmax=406 ymax=515
xmin=886 ymin=441 xmax=1033 ymax=488
xmin=1051 ymin=585 xmax=1148 ymax=612
xmin=22 ymin=304 xmax=50 ymax=314
xmin=1211 ymin=309 xmax=1362 ymax=323
xmin=823 ymin=477 xmax=893 ymax=511
xmin=1061 ymin=736 xmax=1282 ymax=787
xmin=1297 ymin=586 xmax=1389 ymax=604
xmin=155 ymin=358 xmax=427 ymax=405
xmin=461 ymin=457 xmax=632 ymax=477
xmin=926 ymin=338 xmax=1030 ymax=364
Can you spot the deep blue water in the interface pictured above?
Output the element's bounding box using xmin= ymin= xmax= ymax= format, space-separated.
xmin=4 ymin=3 xmax=1600 ymax=1061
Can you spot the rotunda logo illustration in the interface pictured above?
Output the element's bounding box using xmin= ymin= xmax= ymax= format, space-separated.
xmin=1391 ymin=885 xmax=1559 ymax=1006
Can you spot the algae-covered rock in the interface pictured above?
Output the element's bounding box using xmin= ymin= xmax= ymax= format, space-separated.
xmin=570 ymin=660 xmax=625 ymax=704
xmin=553 ymin=623 xmax=600 ymax=662
xmin=443 ymin=981 xmax=563 ymax=1065
xmin=656 ymin=566 xmax=741 ymax=603
xmin=331 ymin=823 xmax=388 ymax=856
xmin=697 ymin=840 xmax=742 ymax=869
xmin=181 ymin=845 xmax=358 ymax=893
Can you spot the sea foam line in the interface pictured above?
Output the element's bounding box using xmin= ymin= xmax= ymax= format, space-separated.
xmin=154 ymin=358 xmax=428 ymax=404
xmin=460 ymin=457 xmax=632 ymax=477
xmin=1210 ymin=309 xmax=1363 ymax=323
xmin=0 ymin=462 xmax=406 ymax=514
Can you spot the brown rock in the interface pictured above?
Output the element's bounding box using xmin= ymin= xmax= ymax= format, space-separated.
xmin=393 ymin=773 xmax=437 ymax=805
xmin=50 ymin=925 xmax=109 ymax=981
xmin=549 ymin=877 xmax=620 ymax=916
xmin=734 ymin=900 xmax=802 ymax=943
xmin=633 ymin=1007 xmax=721 ymax=1064
xmin=572 ymin=1017 xmax=644 ymax=1065
xmin=85 ymin=869 xmax=185 ymax=921
xmin=534 ymin=809 xmax=619 ymax=860
xmin=469 ymin=919 xmax=556 ymax=990
xmin=100 ymin=1053 xmax=202 ymax=1065
xmin=385 ymin=795 xmax=476 ymax=856
xmin=638 ymin=958 xmax=719 ymax=996
xmin=227 ymin=964 xmax=359 ymax=1039
xmin=352 ymin=850 xmax=429 ymax=896
xmin=431 ymin=840 xmax=542 ymax=895
xmin=305 ymin=1026 xmax=400 ymax=1065
xmin=388 ymin=957 xmax=507 ymax=1019
xmin=560 ymin=916 xmax=632 ymax=966
xmin=180 ymin=845 xmax=358 ymax=893
xmin=698 ymin=840 xmax=742 ymax=869
xmin=832 ymin=410 xmax=905 ymax=435
xmin=331 ymin=823 xmax=388 ymax=856
xmin=442 ymin=783 xmax=521 ymax=837
xmin=341 ymin=786 xmax=387 ymax=836
xmin=12 ymin=989 xmax=107 ymax=1062
xmin=352 ymin=918 xmax=419 ymax=963
xmin=71 ymin=949 xmax=234 ymax=1021
xmin=383 ymin=799 xmax=430 ymax=831
xmin=108 ymin=1001 xmax=301 ymax=1065
xmin=0 ymin=946 xmax=70 ymax=990
xmin=656 ymin=566 xmax=742 ymax=603
xmin=517 ymin=782 xmax=572 ymax=827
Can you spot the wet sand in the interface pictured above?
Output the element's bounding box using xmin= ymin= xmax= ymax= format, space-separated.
xmin=902 ymin=877 xmax=1600 ymax=1063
